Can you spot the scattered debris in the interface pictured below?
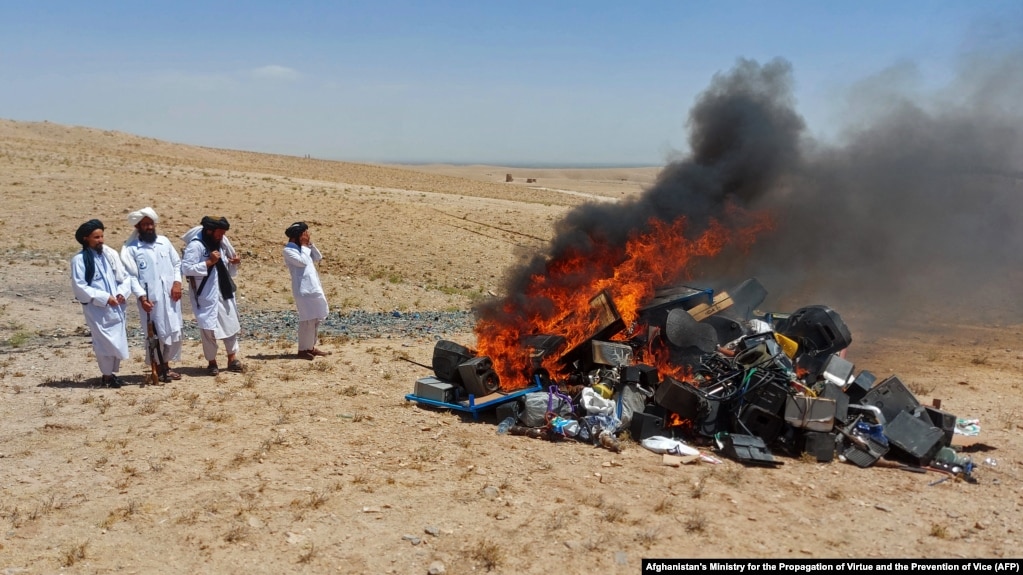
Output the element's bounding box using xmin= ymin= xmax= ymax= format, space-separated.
xmin=406 ymin=277 xmax=984 ymax=481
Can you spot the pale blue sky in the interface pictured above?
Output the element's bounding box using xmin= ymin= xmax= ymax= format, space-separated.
xmin=1 ymin=1 xmax=1019 ymax=165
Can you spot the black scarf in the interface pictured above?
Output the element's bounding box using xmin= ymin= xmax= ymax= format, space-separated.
xmin=81 ymin=247 xmax=100 ymax=283
xmin=201 ymin=234 xmax=236 ymax=301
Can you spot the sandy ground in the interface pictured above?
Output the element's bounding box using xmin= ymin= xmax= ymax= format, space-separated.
xmin=1 ymin=119 xmax=1022 ymax=574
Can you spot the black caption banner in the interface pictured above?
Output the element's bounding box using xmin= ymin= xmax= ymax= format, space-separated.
xmin=641 ymin=559 xmax=1022 ymax=575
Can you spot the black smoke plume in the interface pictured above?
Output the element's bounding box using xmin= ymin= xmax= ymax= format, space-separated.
xmin=478 ymin=51 xmax=1023 ymax=331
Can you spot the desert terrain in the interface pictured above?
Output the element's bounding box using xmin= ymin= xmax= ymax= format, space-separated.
xmin=0 ymin=119 xmax=1021 ymax=574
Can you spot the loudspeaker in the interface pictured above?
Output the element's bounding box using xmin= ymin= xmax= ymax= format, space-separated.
xmin=629 ymin=406 xmax=666 ymax=441
xmin=801 ymin=431 xmax=837 ymax=463
xmin=432 ymin=340 xmax=474 ymax=384
xmin=652 ymin=377 xmax=701 ymax=420
xmin=623 ymin=364 xmax=659 ymax=388
xmin=736 ymin=404 xmax=785 ymax=443
xmin=776 ymin=305 xmax=852 ymax=357
xmin=458 ymin=356 xmax=500 ymax=397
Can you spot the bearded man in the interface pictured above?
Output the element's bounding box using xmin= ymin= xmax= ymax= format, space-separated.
xmin=70 ymin=219 xmax=131 ymax=388
xmin=120 ymin=207 xmax=184 ymax=381
xmin=181 ymin=216 xmax=244 ymax=375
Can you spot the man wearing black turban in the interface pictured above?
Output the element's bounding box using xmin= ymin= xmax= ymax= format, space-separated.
xmin=284 ymin=222 xmax=331 ymax=360
xmin=181 ymin=216 xmax=245 ymax=375
xmin=71 ymin=219 xmax=132 ymax=388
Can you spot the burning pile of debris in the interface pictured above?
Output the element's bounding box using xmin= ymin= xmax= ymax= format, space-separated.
xmin=403 ymin=58 xmax=1009 ymax=480
xmin=407 ymin=277 xmax=973 ymax=478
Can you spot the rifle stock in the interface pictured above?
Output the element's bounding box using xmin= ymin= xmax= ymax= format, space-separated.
xmin=144 ymin=283 xmax=167 ymax=383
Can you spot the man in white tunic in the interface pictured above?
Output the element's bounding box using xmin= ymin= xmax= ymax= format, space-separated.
xmin=283 ymin=222 xmax=331 ymax=360
xmin=121 ymin=207 xmax=184 ymax=382
xmin=70 ymin=219 xmax=131 ymax=388
xmin=181 ymin=216 xmax=244 ymax=375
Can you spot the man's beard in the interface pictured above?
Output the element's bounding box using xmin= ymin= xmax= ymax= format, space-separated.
xmin=139 ymin=230 xmax=158 ymax=243
xmin=202 ymin=231 xmax=221 ymax=251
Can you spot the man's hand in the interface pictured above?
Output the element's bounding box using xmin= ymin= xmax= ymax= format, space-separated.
xmin=141 ymin=297 xmax=155 ymax=313
xmin=115 ymin=294 xmax=126 ymax=306
xmin=207 ymin=250 xmax=221 ymax=267
xmin=228 ymin=254 xmax=241 ymax=265
xmin=170 ymin=282 xmax=182 ymax=302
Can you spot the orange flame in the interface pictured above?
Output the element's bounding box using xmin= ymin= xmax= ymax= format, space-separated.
xmin=667 ymin=413 xmax=694 ymax=430
xmin=476 ymin=205 xmax=773 ymax=389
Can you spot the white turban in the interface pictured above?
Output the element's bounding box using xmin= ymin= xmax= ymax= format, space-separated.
xmin=122 ymin=207 xmax=161 ymax=272
xmin=128 ymin=207 xmax=159 ymax=226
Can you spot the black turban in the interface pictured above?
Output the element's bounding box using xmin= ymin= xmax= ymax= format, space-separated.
xmin=285 ymin=221 xmax=308 ymax=241
xmin=75 ymin=219 xmax=105 ymax=246
xmin=201 ymin=216 xmax=230 ymax=231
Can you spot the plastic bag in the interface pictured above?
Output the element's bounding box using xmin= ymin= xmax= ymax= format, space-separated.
xmin=520 ymin=391 xmax=572 ymax=428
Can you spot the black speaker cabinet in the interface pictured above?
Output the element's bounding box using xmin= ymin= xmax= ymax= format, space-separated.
xmin=629 ymin=406 xmax=666 ymax=441
xmin=623 ymin=364 xmax=660 ymax=388
xmin=432 ymin=340 xmax=474 ymax=384
xmin=652 ymin=377 xmax=701 ymax=420
xmin=458 ymin=356 xmax=500 ymax=397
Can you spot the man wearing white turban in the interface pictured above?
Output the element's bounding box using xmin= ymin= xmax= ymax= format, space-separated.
xmin=121 ymin=207 xmax=184 ymax=382
xmin=71 ymin=219 xmax=131 ymax=388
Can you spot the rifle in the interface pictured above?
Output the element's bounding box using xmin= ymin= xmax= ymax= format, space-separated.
xmin=144 ymin=282 xmax=168 ymax=384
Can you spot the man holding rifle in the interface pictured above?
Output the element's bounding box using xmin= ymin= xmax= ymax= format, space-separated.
xmin=121 ymin=207 xmax=184 ymax=382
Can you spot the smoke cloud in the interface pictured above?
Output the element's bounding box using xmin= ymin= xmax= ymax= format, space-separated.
xmin=480 ymin=50 xmax=1023 ymax=333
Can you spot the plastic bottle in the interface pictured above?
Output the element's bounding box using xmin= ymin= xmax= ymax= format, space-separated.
xmin=496 ymin=416 xmax=516 ymax=435
xmin=934 ymin=447 xmax=958 ymax=465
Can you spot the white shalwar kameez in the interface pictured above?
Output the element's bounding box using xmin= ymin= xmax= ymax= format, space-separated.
xmin=284 ymin=242 xmax=329 ymax=350
xmin=121 ymin=235 xmax=184 ymax=362
xmin=181 ymin=234 xmax=241 ymax=361
xmin=71 ymin=245 xmax=131 ymax=375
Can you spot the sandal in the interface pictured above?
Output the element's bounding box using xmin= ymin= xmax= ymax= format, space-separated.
xmin=161 ymin=364 xmax=182 ymax=380
xmin=228 ymin=359 xmax=245 ymax=373
xmin=207 ymin=363 xmax=220 ymax=376
xmin=297 ymin=350 xmax=315 ymax=361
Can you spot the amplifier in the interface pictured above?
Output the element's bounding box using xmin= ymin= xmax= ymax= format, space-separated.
xmin=414 ymin=377 xmax=459 ymax=403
